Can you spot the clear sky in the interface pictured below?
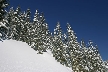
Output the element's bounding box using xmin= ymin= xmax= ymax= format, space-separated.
xmin=9 ymin=0 xmax=108 ymax=61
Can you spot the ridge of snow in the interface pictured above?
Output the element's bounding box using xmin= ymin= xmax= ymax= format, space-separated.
xmin=0 ymin=40 xmax=72 ymax=72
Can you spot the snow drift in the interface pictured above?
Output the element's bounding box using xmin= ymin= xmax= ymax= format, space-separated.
xmin=0 ymin=40 xmax=71 ymax=72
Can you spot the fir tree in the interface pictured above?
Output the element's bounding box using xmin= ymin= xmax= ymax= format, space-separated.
xmin=39 ymin=13 xmax=50 ymax=52
xmin=6 ymin=7 xmax=21 ymax=40
xmin=0 ymin=0 xmax=8 ymax=39
xmin=16 ymin=11 xmax=25 ymax=41
xmin=29 ymin=10 xmax=39 ymax=48
xmin=53 ymin=22 xmax=67 ymax=65
xmin=21 ymin=8 xmax=31 ymax=42
xmin=0 ymin=0 xmax=8 ymax=21
xmin=80 ymin=40 xmax=89 ymax=72
xmin=87 ymin=40 xmax=105 ymax=72
xmin=31 ymin=10 xmax=50 ymax=54
xmin=62 ymin=33 xmax=69 ymax=66
xmin=66 ymin=23 xmax=80 ymax=72
xmin=5 ymin=7 xmax=15 ymax=39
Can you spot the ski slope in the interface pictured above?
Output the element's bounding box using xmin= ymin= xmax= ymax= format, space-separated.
xmin=0 ymin=40 xmax=72 ymax=72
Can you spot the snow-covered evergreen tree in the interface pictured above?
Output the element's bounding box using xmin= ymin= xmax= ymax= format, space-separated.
xmin=6 ymin=7 xmax=21 ymax=40
xmin=0 ymin=0 xmax=8 ymax=21
xmin=39 ymin=13 xmax=51 ymax=52
xmin=0 ymin=0 xmax=8 ymax=39
xmin=52 ymin=22 xmax=66 ymax=65
xmin=94 ymin=45 xmax=105 ymax=72
xmin=80 ymin=40 xmax=89 ymax=72
xmin=28 ymin=10 xmax=39 ymax=48
xmin=66 ymin=23 xmax=81 ymax=72
xmin=30 ymin=10 xmax=50 ymax=54
xmin=86 ymin=40 xmax=105 ymax=72
xmin=62 ymin=33 xmax=71 ymax=66
xmin=5 ymin=7 xmax=15 ymax=39
xmin=16 ymin=10 xmax=25 ymax=41
xmin=20 ymin=8 xmax=31 ymax=42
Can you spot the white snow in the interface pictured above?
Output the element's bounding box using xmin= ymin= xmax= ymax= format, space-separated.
xmin=0 ymin=40 xmax=72 ymax=72
xmin=0 ymin=22 xmax=6 ymax=27
xmin=106 ymin=66 xmax=108 ymax=68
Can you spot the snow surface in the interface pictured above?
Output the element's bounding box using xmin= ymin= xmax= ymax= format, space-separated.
xmin=0 ymin=40 xmax=72 ymax=72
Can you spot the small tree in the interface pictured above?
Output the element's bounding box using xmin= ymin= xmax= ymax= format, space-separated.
xmin=87 ymin=40 xmax=105 ymax=72
xmin=80 ymin=40 xmax=89 ymax=72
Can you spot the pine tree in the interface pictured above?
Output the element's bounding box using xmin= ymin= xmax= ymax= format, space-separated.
xmin=0 ymin=0 xmax=8 ymax=21
xmin=53 ymin=22 xmax=67 ymax=64
xmin=5 ymin=7 xmax=15 ymax=39
xmin=6 ymin=7 xmax=21 ymax=40
xmin=16 ymin=11 xmax=25 ymax=41
xmin=21 ymin=8 xmax=31 ymax=42
xmin=97 ymin=46 xmax=105 ymax=72
xmin=29 ymin=10 xmax=39 ymax=48
xmin=62 ymin=33 xmax=69 ymax=66
xmin=12 ymin=6 xmax=21 ymax=40
xmin=87 ymin=40 xmax=105 ymax=72
xmin=15 ymin=6 xmax=28 ymax=41
xmin=92 ymin=44 xmax=105 ymax=72
xmin=0 ymin=0 xmax=8 ymax=39
xmin=39 ymin=13 xmax=50 ymax=52
xmin=80 ymin=40 xmax=89 ymax=72
xmin=31 ymin=10 xmax=50 ymax=54
xmin=66 ymin=23 xmax=80 ymax=72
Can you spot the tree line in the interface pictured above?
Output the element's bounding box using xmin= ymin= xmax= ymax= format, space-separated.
xmin=0 ymin=0 xmax=107 ymax=72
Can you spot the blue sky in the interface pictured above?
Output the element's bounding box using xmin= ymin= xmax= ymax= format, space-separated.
xmin=9 ymin=0 xmax=108 ymax=60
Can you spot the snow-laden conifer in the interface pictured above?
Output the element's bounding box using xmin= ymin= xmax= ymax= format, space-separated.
xmin=0 ymin=0 xmax=8 ymax=39
xmin=0 ymin=0 xmax=8 ymax=21
xmin=31 ymin=10 xmax=50 ymax=54
xmin=86 ymin=40 xmax=105 ymax=72
xmin=66 ymin=23 xmax=81 ymax=72
xmin=52 ymin=22 xmax=66 ymax=64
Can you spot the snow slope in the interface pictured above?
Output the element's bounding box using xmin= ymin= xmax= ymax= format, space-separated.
xmin=0 ymin=40 xmax=72 ymax=72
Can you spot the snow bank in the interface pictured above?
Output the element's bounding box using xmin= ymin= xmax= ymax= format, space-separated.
xmin=0 ymin=40 xmax=72 ymax=72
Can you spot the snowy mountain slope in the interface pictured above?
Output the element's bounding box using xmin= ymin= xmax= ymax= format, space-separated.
xmin=0 ymin=40 xmax=72 ymax=72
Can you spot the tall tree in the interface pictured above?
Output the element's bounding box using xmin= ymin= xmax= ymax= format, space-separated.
xmin=29 ymin=10 xmax=39 ymax=48
xmin=52 ymin=22 xmax=66 ymax=64
xmin=4 ymin=7 xmax=15 ymax=39
xmin=0 ymin=0 xmax=8 ymax=39
xmin=6 ymin=7 xmax=21 ymax=40
xmin=20 ymin=8 xmax=31 ymax=42
xmin=62 ymin=33 xmax=69 ymax=66
xmin=66 ymin=23 xmax=80 ymax=72
xmin=31 ymin=10 xmax=50 ymax=54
